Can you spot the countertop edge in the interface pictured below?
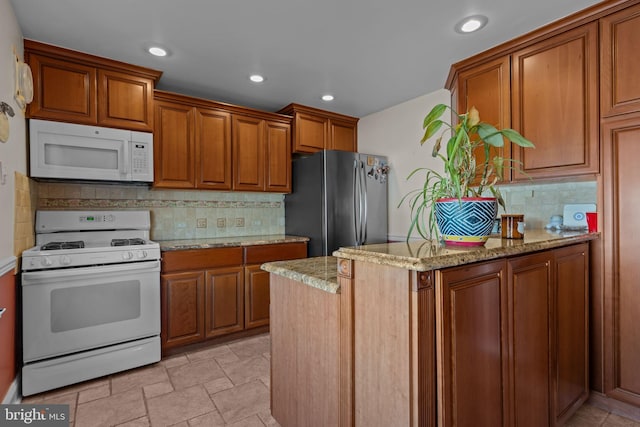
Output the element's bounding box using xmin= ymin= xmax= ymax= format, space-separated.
xmin=158 ymin=235 xmax=309 ymax=251
xmin=262 ymin=256 xmax=339 ymax=294
xmin=333 ymin=233 xmax=598 ymax=272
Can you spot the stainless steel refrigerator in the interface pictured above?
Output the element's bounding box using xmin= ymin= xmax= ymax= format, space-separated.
xmin=285 ymin=150 xmax=389 ymax=257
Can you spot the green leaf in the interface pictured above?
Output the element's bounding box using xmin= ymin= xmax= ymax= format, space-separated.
xmin=421 ymin=119 xmax=443 ymax=143
xmin=422 ymin=104 xmax=447 ymax=129
xmin=476 ymin=123 xmax=504 ymax=147
xmin=501 ymin=129 xmax=535 ymax=148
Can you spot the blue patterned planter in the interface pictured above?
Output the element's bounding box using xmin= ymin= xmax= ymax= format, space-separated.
xmin=435 ymin=197 xmax=498 ymax=246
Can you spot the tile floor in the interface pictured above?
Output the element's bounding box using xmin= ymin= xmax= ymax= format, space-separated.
xmin=20 ymin=332 xmax=640 ymax=427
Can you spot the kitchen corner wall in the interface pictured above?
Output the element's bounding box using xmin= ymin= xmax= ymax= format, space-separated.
xmin=36 ymin=182 xmax=285 ymax=241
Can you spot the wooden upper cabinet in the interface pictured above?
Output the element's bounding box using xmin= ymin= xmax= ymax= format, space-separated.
xmin=24 ymin=40 xmax=161 ymax=131
xmin=329 ymin=118 xmax=358 ymax=152
xmin=511 ymin=23 xmax=599 ymax=180
xmin=265 ymin=121 xmax=291 ymax=192
xmin=98 ymin=69 xmax=154 ymax=131
xmin=196 ymin=108 xmax=232 ymax=190
xmin=600 ymin=3 xmax=640 ymax=117
xmin=278 ymin=103 xmax=358 ymax=153
xmin=233 ymin=115 xmax=265 ymax=191
xmin=457 ymin=56 xmax=511 ymax=183
xmin=294 ymin=112 xmax=327 ymax=153
xmin=153 ymin=100 xmax=196 ymax=188
xmin=28 ymin=54 xmax=97 ymax=124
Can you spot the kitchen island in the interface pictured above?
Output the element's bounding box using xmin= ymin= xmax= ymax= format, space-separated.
xmin=262 ymin=230 xmax=598 ymax=427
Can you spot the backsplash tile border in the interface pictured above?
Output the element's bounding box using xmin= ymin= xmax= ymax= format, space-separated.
xmin=39 ymin=198 xmax=282 ymax=209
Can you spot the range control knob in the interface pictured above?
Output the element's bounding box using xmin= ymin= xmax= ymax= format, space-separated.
xmin=122 ymin=251 xmax=134 ymax=260
xmin=41 ymin=257 xmax=53 ymax=267
xmin=136 ymin=250 xmax=148 ymax=259
xmin=60 ymin=255 xmax=72 ymax=266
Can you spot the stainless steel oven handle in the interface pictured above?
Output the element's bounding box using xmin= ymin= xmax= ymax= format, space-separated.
xmin=0 ymin=308 xmax=6 ymax=319
xmin=23 ymin=260 xmax=160 ymax=282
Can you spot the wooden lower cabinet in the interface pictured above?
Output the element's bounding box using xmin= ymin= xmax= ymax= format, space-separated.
xmin=0 ymin=269 xmax=16 ymax=400
xmin=436 ymin=244 xmax=588 ymax=426
xmin=244 ymin=265 xmax=270 ymax=329
xmin=161 ymin=242 xmax=307 ymax=352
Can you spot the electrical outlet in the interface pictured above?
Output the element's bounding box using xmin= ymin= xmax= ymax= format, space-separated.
xmin=216 ymin=218 xmax=226 ymax=228
xmin=235 ymin=217 xmax=245 ymax=227
xmin=196 ymin=218 xmax=207 ymax=228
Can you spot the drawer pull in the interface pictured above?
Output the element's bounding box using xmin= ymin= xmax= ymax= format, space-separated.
xmin=0 ymin=307 xmax=6 ymax=319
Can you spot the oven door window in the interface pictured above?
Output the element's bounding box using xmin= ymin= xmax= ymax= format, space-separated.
xmin=51 ymin=280 xmax=141 ymax=332
xmin=22 ymin=261 xmax=159 ymax=363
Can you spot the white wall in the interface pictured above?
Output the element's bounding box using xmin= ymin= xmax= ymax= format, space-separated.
xmin=0 ymin=0 xmax=25 ymax=260
xmin=358 ymin=89 xmax=450 ymax=241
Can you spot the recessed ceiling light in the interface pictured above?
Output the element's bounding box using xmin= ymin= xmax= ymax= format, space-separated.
xmin=321 ymin=94 xmax=334 ymax=102
xmin=249 ymin=74 xmax=265 ymax=83
xmin=455 ymin=15 xmax=489 ymax=34
xmin=148 ymin=46 xmax=168 ymax=57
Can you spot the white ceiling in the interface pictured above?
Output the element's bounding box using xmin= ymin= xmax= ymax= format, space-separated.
xmin=10 ymin=0 xmax=603 ymax=118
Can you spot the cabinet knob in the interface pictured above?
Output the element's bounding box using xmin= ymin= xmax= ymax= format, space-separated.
xmin=0 ymin=307 xmax=6 ymax=319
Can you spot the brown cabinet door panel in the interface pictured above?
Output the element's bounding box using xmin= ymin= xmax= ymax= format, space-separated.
xmin=507 ymin=252 xmax=552 ymax=426
xmin=0 ymin=272 xmax=16 ymax=399
xmin=329 ymin=118 xmax=357 ymax=152
xmin=196 ymin=108 xmax=232 ymax=190
xmin=512 ymin=23 xmax=598 ymax=179
xmin=28 ymin=54 xmax=97 ymax=124
xmin=98 ymin=70 xmax=153 ymax=131
xmin=233 ymin=115 xmax=265 ymax=191
xmin=265 ymin=121 xmax=291 ymax=192
xmin=161 ymin=271 xmax=205 ymax=350
xmin=601 ymin=3 xmax=640 ymax=117
xmin=438 ymin=260 xmax=508 ymax=427
xmin=554 ymin=243 xmax=589 ymax=423
xmin=204 ymin=267 xmax=244 ymax=337
xmin=295 ymin=113 xmax=327 ymax=153
xmin=458 ymin=56 xmax=511 ymax=183
xmin=245 ymin=265 xmax=270 ymax=329
xmin=603 ymin=116 xmax=640 ymax=406
xmin=154 ymin=101 xmax=196 ymax=188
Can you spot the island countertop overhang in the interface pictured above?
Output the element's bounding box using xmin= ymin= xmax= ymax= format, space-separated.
xmin=333 ymin=230 xmax=598 ymax=272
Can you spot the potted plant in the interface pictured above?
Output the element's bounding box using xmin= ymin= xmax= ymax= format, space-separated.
xmin=401 ymin=103 xmax=534 ymax=246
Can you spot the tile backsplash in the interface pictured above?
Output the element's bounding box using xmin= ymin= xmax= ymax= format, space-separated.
xmin=496 ymin=180 xmax=597 ymax=230
xmin=36 ymin=182 xmax=285 ymax=240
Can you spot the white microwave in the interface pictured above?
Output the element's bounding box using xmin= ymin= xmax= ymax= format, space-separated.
xmin=29 ymin=119 xmax=154 ymax=183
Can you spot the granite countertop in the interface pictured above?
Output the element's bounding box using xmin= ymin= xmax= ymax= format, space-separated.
xmin=261 ymin=256 xmax=339 ymax=294
xmin=333 ymin=229 xmax=599 ymax=272
xmin=157 ymin=234 xmax=309 ymax=251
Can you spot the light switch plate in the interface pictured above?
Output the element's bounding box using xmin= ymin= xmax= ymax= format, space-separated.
xmin=563 ymin=203 xmax=596 ymax=228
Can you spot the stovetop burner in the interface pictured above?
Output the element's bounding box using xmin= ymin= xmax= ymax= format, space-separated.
xmin=110 ymin=238 xmax=146 ymax=247
xmin=41 ymin=241 xmax=85 ymax=251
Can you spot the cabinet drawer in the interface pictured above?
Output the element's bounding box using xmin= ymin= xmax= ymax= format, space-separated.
xmin=162 ymin=247 xmax=243 ymax=272
xmin=244 ymin=242 xmax=307 ymax=264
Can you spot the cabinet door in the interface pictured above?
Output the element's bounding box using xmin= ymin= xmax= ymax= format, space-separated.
xmin=153 ymin=100 xmax=196 ymax=188
xmin=329 ymin=118 xmax=357 ymax=152
xmin=28 ymin=54 xmax=97 ymax=124
xmin=437 ymin=260 xmax=508 ymax=427
xmin=602 ymin=115 xmax=640 ymax=406
xmin=161 ymin=271 xmax=205 ymax=350
xmin=293 ymin=113 xmax=327 ymax=153
xmin=457 ymin=56 xmax=511 ymax=183
xmin=98 ymin=69 xmax=154 ymax=131
xmin=511 ymin=22 xmax=598 ymax=180
xmin=244 ymin=264 xmax=270 ymax=329
xmin=600 ymin=3 xmax=640 ymax=117
xmin=204 ymin=267 xmax=244 ymax=338
xmin=506 ymin=252 xmax=553 ymax=426
xmin=196 ymin=108 xmax=232 ymax=190
xmin=265 ymin=121 xmax=291 ymax=193
xmin=554 ymin=243 xmax=589 ymax=424
xmin=233 ymin=115 xmax=265 ymax=191
xmin=0 ymin=271 xmax=16 ymax=400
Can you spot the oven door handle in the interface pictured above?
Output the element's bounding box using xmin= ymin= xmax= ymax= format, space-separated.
xmin=23 ymin=260 xmax=160 ymax=282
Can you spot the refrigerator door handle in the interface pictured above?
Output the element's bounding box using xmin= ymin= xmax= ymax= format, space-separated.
xmin=353 ymin=159 xmax=360 ymax=244
xmin=361 ymin=161 xmax=368 ymax=244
